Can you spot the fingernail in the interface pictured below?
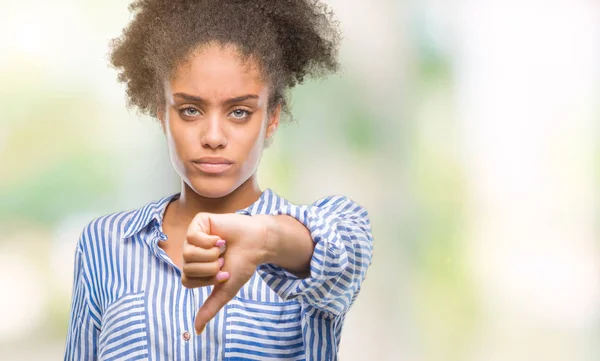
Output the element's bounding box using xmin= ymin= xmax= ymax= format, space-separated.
xmin=216 ymin=271 xmax=230 ymax=282
xmin=218 ymin=257 xmax=224 ymax=268
xmin=215 ymin=239 xmax=226 ymax=247
xmin=195 ymin=325 xmax=205 ymax=335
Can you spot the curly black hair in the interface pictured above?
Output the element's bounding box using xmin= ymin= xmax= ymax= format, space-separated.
xmin=108 ymin=0 xmax=341 ymax=120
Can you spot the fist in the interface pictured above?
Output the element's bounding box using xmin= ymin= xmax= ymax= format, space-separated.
xmin=181 ymin=229 xmax=229 ymax=288
xmin=181 ymin=212 xmax=275 ymax=334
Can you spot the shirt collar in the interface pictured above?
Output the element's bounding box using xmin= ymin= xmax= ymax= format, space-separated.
xmin=122 ymin=193 xmax=179 ymax=239
xmin=122 ymin=188 xmax=278 ymax=239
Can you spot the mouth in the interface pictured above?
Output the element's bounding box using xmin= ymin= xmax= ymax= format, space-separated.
xmin=191 ymin=157 xmax=234 ymax=175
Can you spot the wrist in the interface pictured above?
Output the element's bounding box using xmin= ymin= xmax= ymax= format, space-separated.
xmin=255 ymin=214 xmax=280 ymax=265
xmin=254 ymin=214 xmax=313 ymax=278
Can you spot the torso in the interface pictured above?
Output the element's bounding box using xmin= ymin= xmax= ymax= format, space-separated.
xmin=72 ymin=190 xmax=345 ymax=361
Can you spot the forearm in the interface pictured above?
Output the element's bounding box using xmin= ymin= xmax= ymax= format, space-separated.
xmin=255 ymin=196 xmax=373 ymax=314
xmin=259 ymin=214 xmax=315 ymax=278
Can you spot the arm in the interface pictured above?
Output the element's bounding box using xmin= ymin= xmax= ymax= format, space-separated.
xmin=258 ymin=213 xmax=315 ymax=279
xmin=64 ymin=243 xmax=99 ymax=361
xmin=183 ymin=196 xmax=373 ymax=332
xmin=257 ymin=195 xmax=374 ymax=316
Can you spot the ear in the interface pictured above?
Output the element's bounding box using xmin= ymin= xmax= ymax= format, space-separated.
xmin=265 ymin=103 xmax=281 ymax=139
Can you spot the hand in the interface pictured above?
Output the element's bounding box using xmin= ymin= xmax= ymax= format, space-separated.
xmin=182 ymin=212 xmax=275 ymax=334
xmin=181 ymin=230 xmax=229 ymax=287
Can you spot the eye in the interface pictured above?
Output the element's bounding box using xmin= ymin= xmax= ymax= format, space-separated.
xmin=180 ymin=107 xmax=201 ymax=117
xmin=230 ymin=108 xmax=251 ymax=120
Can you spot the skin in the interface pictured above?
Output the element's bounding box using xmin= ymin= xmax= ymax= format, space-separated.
xmin=156 ymin=43 xmax=315 ymax=334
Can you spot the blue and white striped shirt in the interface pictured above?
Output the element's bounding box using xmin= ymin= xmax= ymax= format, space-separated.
xmin=64 ymin=188 xmax=373 ymax=361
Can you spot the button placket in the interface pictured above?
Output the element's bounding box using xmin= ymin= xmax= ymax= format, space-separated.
xmin=179 ymin=288 xmax=194 ymax=358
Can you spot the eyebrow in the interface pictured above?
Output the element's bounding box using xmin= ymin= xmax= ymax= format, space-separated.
xmin=173 ymin=93 xmax=259 ymax=105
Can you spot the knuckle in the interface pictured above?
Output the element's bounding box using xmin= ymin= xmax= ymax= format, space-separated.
xmin=182 ymin=263 xmax=195 ymax=276
xmin=185 ymin=229 xmax=197 ymax=243
xmin=191 ymin=212 xmax=203 ymax=225
xmin=182 ymin=247 xmax=194 ymax=261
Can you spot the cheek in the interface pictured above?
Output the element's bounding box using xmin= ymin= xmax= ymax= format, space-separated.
xmin=164 ymin=117 xmax=193 ymax=170
xmin=236 ymin=119 xmax=266 ymax=165
xmin=246 ymin=137 xmax=264 ymax=162
xmin=166 ymin=115 xmax=193 ymax=151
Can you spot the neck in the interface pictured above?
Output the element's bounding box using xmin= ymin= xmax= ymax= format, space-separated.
xmin=170 ymin=176 xmax=262 ymax=226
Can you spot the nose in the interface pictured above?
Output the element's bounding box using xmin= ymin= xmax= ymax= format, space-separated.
xmin=200 ymin=113 xmax=227 ymax=149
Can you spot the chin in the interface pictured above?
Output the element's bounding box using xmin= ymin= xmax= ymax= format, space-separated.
xmin=186 ymin=176 xmax=239 ymax=199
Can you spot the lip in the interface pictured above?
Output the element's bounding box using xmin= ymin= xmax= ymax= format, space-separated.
xmin=191 ymin=157 xmax=234 ymax=174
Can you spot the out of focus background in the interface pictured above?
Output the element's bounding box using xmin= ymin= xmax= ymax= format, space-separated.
xmin=1 ymin=0 xmax=599 ymax=360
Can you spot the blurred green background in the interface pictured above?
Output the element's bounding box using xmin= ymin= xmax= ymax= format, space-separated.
xmin=1 ymin=1 xmax=598 ymax=360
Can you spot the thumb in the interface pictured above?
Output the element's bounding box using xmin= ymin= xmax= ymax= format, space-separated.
xmin=194 ymin=282 xmax=236 ymax=334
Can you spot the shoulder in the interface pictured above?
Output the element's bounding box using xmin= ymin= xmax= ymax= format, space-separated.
xmin=76 ymin=209 xmax=137 ymax=252
xmin=309 ymin=196 xmax=371 ymax=232
xmin=311 ymin=195 xmax=368 ymax=215
xmin=270 ymin=189 xmax=366 ymax=213
xmin=77 ymin=193 xmax=177 ymax=251
xmin=273 ymin=191 xmax=370 ymax=225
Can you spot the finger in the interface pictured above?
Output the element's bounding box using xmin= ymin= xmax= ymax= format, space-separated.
xmin=181 ymin=271 xmax=230 ymax=289
xmin=186 ymin=230 xmax=221 ymax=249
xmin=182 ymin=258 xmax=224 ymax=278
xmin=182 ymin=242 xmax=221 ymax=263
xmin=186 ymin=212 xmax=218 ymax=248
xmin=181 ymin=274 xmax=214 ymax=288
xmin=194 ymin=280 xmax=237 ymax=334
xmin=191 ymin=212 xmax=212 ymax=234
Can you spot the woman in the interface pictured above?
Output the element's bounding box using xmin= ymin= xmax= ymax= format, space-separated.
xmin=64 ymin=0 xmax=373 ymax=360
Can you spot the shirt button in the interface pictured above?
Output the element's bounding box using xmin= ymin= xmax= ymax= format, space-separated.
xmin=182 ymin=331 xmax=191 ymax=341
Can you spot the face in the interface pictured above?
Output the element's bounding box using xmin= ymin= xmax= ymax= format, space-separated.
xmin=158 ymin=43 xmax=280 ymax=198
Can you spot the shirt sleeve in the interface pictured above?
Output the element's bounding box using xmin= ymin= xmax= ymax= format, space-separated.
xmin=64 ymin=241 xmax=100 ymax=361
xmin=257 ymin=195 xmax=374 ymax=316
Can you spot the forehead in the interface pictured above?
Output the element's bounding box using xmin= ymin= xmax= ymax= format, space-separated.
xmin=168 ymin=44 xmax=267 ymax=98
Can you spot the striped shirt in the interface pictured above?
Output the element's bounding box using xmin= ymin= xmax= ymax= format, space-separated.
xmin=64 ymin=188 xmax=373 ymax=361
